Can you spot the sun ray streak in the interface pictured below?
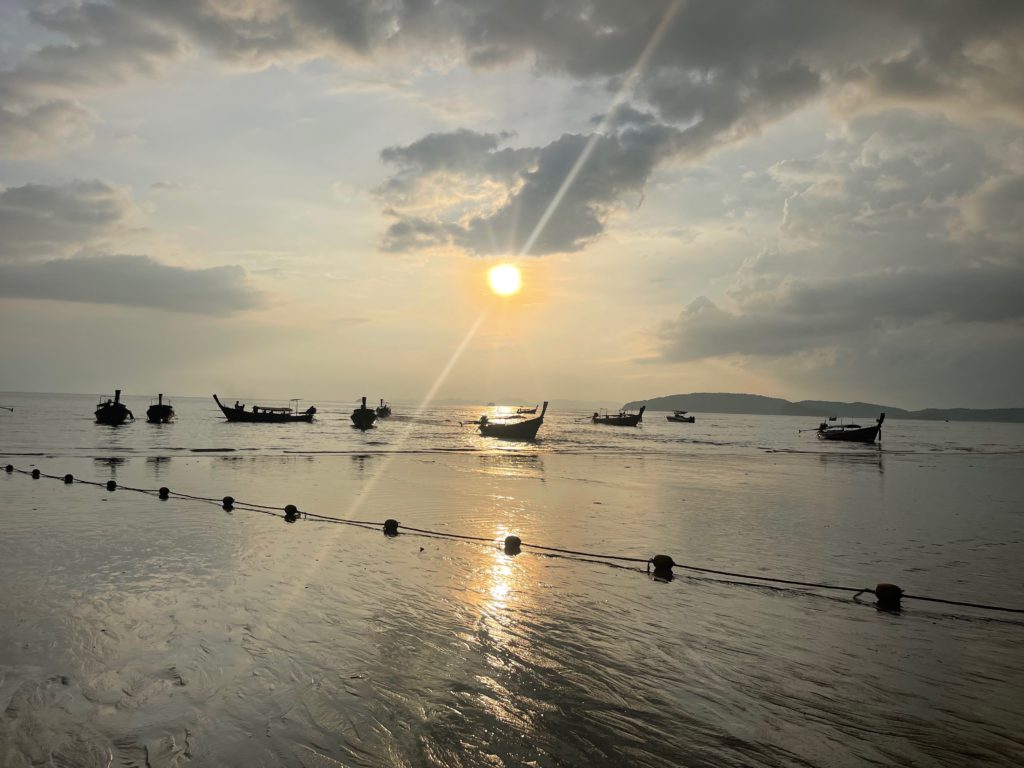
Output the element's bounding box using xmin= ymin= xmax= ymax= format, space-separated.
xmin=517 ymin=0 xmax=683 ymax=257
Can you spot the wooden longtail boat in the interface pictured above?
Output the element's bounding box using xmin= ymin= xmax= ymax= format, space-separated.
xmin=375 ymin=399 xmax=392 ymax=417
xmin=351 ymin=396 xmax=377 ymax=430
xmin=213 ymin=394 xmax=316 ymax=423
xmin=593 ymin=405 xmax=645 ymax=427
xmin=96 ymin=389 xmax=134 ymax=425
xmin=480 ymin=401 xmax=548 ymax=440
xmin=516 ymin=404 xmax=538 ymax=414
xmin=146 ymin=393 xmax=175 ymax=423
xmin=815 ymin=413 xmax=885 ymax=443
xmin=667 ymin=410 xmax=695 ymax=423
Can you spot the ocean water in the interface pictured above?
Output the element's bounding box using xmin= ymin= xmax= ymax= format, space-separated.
xmin=1 ymin=392 xmax=1022 ymax=767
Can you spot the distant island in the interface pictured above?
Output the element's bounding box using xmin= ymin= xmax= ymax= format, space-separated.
xmin=621 ymin=392 xmax=1024 ymax=423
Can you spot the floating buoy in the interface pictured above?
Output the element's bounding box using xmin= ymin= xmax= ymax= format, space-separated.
xmin=106 ymin=480 xmax=117 ymax=491
xmin=504 ymin=535 xmax=522 ymax=555
xmin=284 ymin=504 xmax=299 ymax=521
xmin=4 ymin=464 xmax=12 ymax=473
xmin=31 ymin=469 xmax=40 ymax=479
xmin=649 ymin=554 xmax=675 ymax=580
xmin=383 ymin=519 xmax=399 ymax=536
xmin=64 ymin=473 xmax=74 ymax=484
xmin=875 ymin=583 xmax=903 ymax=611
xmin=158 ymin=487 xmax=170 ymax=499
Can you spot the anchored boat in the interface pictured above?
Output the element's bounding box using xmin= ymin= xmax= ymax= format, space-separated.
xmin=146 ymin=393 xmax=175 ymax=423
xmin=351 ymin=396 xmax=377 ymax=430
xmin=95 ymin=389 xmax=134 ymax=425
xmin=375 ymin=399 xmax=392 ymax=417
xmin=813 ymin=413 xmax=885 ymax=443
xmin=666 ymin=410 xmax=695 ymax=423
xmin=516 ymin=404 xmax=538 ymax=414
xmin=593 ymin=405 xmax=646 ymax=427
xmin=213 ymin=394 xmax=316 ymax=423
xmin=479 ymin=401 xmax=548 ymax=440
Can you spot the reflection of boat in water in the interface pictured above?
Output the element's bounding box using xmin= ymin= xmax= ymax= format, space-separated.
xmin=814 ymin=413 xmax=885 ymax=443
xmin=516 ymin=404 xmax=538 ymax=414
xmin=95 ymin=389 xmax=134 ymax=425
xmin=146 ymin=393 xmax=175 ymax=423
xmin=666 ymin=410 xmax=695 ymax=423
xmin=351 ymin=396 xmax=377 ymax=430
xmin=479 ymin=402 xmax=548 ymax=440
xmin=213 ymin=394 xmax=316 ymax=423
xmin=593 ymin=405 xmax=645 ymax=427
xmin=375 ymin=399 xmax=392 ymax=417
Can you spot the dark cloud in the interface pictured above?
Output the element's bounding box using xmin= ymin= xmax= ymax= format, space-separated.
xmin=0 ymin=180 xmax=133 ymax=260
xmin=380 ymin=117 xmax=681 ymax=254
xmin=0 ymin=255 xmax=263 ymax=315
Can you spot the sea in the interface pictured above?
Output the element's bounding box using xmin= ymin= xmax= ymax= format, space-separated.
xmin=1 ymin=392 xmax=1022 ymax=767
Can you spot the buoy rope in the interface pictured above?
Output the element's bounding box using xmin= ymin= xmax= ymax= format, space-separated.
xmin=4 ymin=463 xmax=1024 ymax=615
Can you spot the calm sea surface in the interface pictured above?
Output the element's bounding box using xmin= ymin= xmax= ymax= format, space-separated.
xmin=1 ymin=392 xmax=1023 ymax=767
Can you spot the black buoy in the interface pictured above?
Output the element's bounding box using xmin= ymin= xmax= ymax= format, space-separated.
xmin=222 ymin=495 xmax=234 ymax=510
xmin=875 ymin=583 xmax=903 ymax=611
xmin=4 ymin=464 xmax=12 ymax=473
xmin=504 ymin=535 xmax=522 ymax=555
xmin=649 ymin=554 xmax=675 ymax=580
xmin=284 ymin=504 xmax=299 ymax=521
xmin=383 ymin=518 xmax=399 ymax=536
xmin=64 ymin=473 xmax=74 ymax=484
xmin=31 ymin=469 xmax=41 ymax=479
xmin=158 ymin=487 xmax=170 ymax=499
xmin=106 ymin=480 xmax=117 ymax=491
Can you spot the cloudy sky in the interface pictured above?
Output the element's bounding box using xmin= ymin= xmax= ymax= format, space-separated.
xmin=1 ymin=0 xmax=1022 ymax=408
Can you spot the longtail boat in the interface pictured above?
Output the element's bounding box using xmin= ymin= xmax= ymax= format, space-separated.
xmin=95 ymin=389 xmax=134 ymax=425
xmin=376 ymin=399 xmax=392 ymax=417
xmin=351 ymin=396 xmax=377 ymax=430
xmin=811 ymin=413 xmax=885 ymax=443
xmin=213 ymin=394 xmax=316 ymax=423
xmin=146 ymin=393 xmax=175 ymax=423
xmin=516 ymin=404 xmax=538 ymax=414
xmin=480 ymin=401 xmax=548 ymax=440
xmin=593 ymin=405 xmax=645 ymax=427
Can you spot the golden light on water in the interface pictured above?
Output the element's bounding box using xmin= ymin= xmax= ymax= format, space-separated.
xmin=487 ymin=264 xmax=522 ymax=296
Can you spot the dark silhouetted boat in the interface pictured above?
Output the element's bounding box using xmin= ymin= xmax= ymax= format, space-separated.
xmin=516 ymin=404 xmax=538 ymax=414
xmin=213 ymin=394 xmax=316 ymax=423
xmin=376 ymin=399 xmax=392 ymax=417
xmin=146 ymin=393 xmax=175 ymax=423
xmin=593 ymin=405 xmax=645 ymax=427
xmin=95 ymin=389 xmax=134 ymax=425
xmin=814 ymin=413 xmax=885 ymax=443
xmin=667 ymin=410 xmax=695 ymax=423
xmin=480 ymin=401 xmax=548 ymax=440
xmin=352 ymin=396 xmax=377 ymax=430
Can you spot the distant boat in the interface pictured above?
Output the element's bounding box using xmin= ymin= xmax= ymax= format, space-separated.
xmin=593 ymin=405 xmax=646 ymax=427
xmin=376 ymin=399 xmax=392 ymax=417
xmin=516 ymin=404 xmax=538 ymax=414
xmin=351 ymin=396 xmax=377 ymax=430
xmin=95 ymin=389 xmax=134 ymax=425
xmin=213 ymin=394 xmax=316 ymax=423
xmin=813 ymin=413 xmax=885 ymax=443
xmin=667 ymin=410 xmax=695 ymax=423
xmin=146 ymin=393 xmax=175 ymax=424
xmin=479 ymin=401 xmax=548 ymax=440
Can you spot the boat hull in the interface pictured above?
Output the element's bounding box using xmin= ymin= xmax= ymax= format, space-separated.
xmin=594 ymin=405 xmax=646 ymax=427
xmin=95 ymin=405 xmax=130 ymax=425
xmin=213 ymin=394 xmax=314 ymax=423
xmin=667 ymin=415 xmax=695 ymax=423
xmin=146 ymin=405 xmax=175 ymax=423
xmin=817 ymin=425 xmax=881 ymax=443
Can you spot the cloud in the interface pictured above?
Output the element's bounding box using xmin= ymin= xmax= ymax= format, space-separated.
xmin=0 ymin=180 xmax=134 ymax=260
xmin=0 ymin=254 xmax=263 ymax=315
xmin=379 ymin=115 xmax=681 ymax=254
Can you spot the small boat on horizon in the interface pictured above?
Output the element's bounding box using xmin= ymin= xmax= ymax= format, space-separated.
xmin=213 ymin=394 xmax=316 ymax=423
xmin=95 ymin=389 xmax=134 ymax=426
xmin=479 ymin=402 xmax=548 ymax=440
xmin=352 ymin=396 xmax=377 ymax=430
xmin=376 ymin=399 xmax=392 ymax=417
xmin=146 ymin=393 xmax=175 ymax=424
xmin=811 ymin=413 xmax=885 ymax=443
xmin=593 ymin=405 xmax=646 ymax=427
xmin=516 ymin=404 xmax=538 ymax=414
xmin=667 ymin=410 xmax=695 ymax=423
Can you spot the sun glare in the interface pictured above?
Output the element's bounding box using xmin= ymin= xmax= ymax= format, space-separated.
xmin=487 ymin=264 xmax=522 ymax=296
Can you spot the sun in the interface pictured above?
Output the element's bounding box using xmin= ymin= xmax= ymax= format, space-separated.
xmin=487 ymin=264 xmax=522 ymax=296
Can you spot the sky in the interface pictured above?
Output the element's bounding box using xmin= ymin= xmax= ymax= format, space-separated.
xmin=1 ymin=0 xmax=1022 ymax=409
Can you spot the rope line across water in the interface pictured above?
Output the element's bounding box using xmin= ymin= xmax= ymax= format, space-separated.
xmin=3 ymin=463 xmax=1023 ymax=616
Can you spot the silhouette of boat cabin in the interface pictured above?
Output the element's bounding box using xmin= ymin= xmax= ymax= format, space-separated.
xmin=593 ymin=405 xmax=646 ymax=427
xmin=95 ymin=389 xmax=134 ymax=425
xmin=213 ymin=394 xmax=316 ymax=423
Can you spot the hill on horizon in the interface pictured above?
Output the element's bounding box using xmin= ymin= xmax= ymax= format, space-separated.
xmin=621 ymin=392 xmax=1024 ymax=423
